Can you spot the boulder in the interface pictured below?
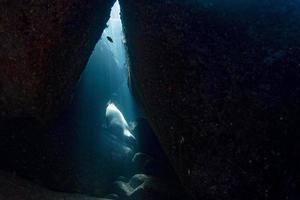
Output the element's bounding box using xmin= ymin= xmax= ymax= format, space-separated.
xmin=110 ymin=174 xmax=185 ymax=200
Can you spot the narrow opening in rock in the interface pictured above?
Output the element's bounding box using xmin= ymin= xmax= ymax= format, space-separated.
xmin=54 ymin=0 xmax=184 ymax=198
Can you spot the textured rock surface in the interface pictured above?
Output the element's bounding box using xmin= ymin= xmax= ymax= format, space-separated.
xmin=0 ymin=0 xmax=115 ymax=196
xmin=109 ymin=173 xmax=184 ymax=200
xmin=1 ymin=0 xmax=300 ymax=199
xmin=0 ymin=170 xmax=110 ymax=200
xmin=0 ymin=0 xmax=114 ymax=122
xmin=119 ymin=0 xmax=300 ymax=199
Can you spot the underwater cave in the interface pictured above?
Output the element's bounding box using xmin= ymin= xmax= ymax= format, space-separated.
xmin=51 ymin=1 xmax=184 ymax=198
xmin=0 ymin=0 xmax=185 ymax=199
xmin=0 ymin=0 xmax=300 ymax=200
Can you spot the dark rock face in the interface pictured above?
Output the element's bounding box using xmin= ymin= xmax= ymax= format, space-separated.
xmin=0 ymin=0 xmax=115 ymax=196
xmin=0 ymin=0 xmax=115 ymax=122
xmin=119 ymin=0 xmax=300 ymax=199
xmin=0 ymin=170 xmax=107 ymax=200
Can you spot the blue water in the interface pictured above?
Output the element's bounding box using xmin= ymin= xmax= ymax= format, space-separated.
xmin=50 ymin=1 xmax=145 ymax=194
xmin=74 ymin=0 xmax=141 ymax=125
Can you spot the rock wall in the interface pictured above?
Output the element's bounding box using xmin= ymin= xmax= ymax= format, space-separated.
xmin=119 ymin=0 xmax=300 ymax=199
xmin=0 ymin=0 xmax=115 ymax=196
xmin=0 ymin=0 xmax=115 ymax=122
xmin=0 ymin=170 xmax=106 ymax=200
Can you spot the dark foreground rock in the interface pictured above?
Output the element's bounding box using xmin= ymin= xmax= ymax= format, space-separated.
xmin=0 ymin=0 xmax=116 ymax=196
xmin=0 ymin=0 xmax=114 ymax=122
xmin=119 ymin=0 xmax=300 ymax=199
xmin=0 ymin=170 xmax=110 ymax=200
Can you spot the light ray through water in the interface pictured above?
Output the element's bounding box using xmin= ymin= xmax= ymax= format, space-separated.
xmin=101 ymin=0 xmax=139 ymax=122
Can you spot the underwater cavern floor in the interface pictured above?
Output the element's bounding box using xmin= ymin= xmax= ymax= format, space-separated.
xmin=0 ymin=170 xmax=106 ymax=200
xmin=0 ymin=108 xmax=185 ymax=200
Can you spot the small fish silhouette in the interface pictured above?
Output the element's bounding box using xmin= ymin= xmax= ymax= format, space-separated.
xmin=106 ymin=36 xmax=113 ymax=43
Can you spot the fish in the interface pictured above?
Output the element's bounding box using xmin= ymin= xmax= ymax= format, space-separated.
xmin=106 ymin=36 xmax=113 ymax=43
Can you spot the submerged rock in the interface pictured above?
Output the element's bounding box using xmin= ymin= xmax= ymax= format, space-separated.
xmin=132 ymin=153 xmax=152 ymax=168
xmin=0 ymin=0 xmax=115 ymax=122
xmin=119 ymin=0 xmax=300 ymax=199
xmin=117 ymin=176 xmax=128 ymax=182
xmin=0 ymin=170 xmax=109 ymax=200
xmin=0 ymin=0 xmax=116 ymax=196
xmin=104 ymin=193 xmax=119 ymax=199
xmin=131 ymin=152 xmax=174 ymax=178
xmin=110 ymin=174 xmax=184 ymax=200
